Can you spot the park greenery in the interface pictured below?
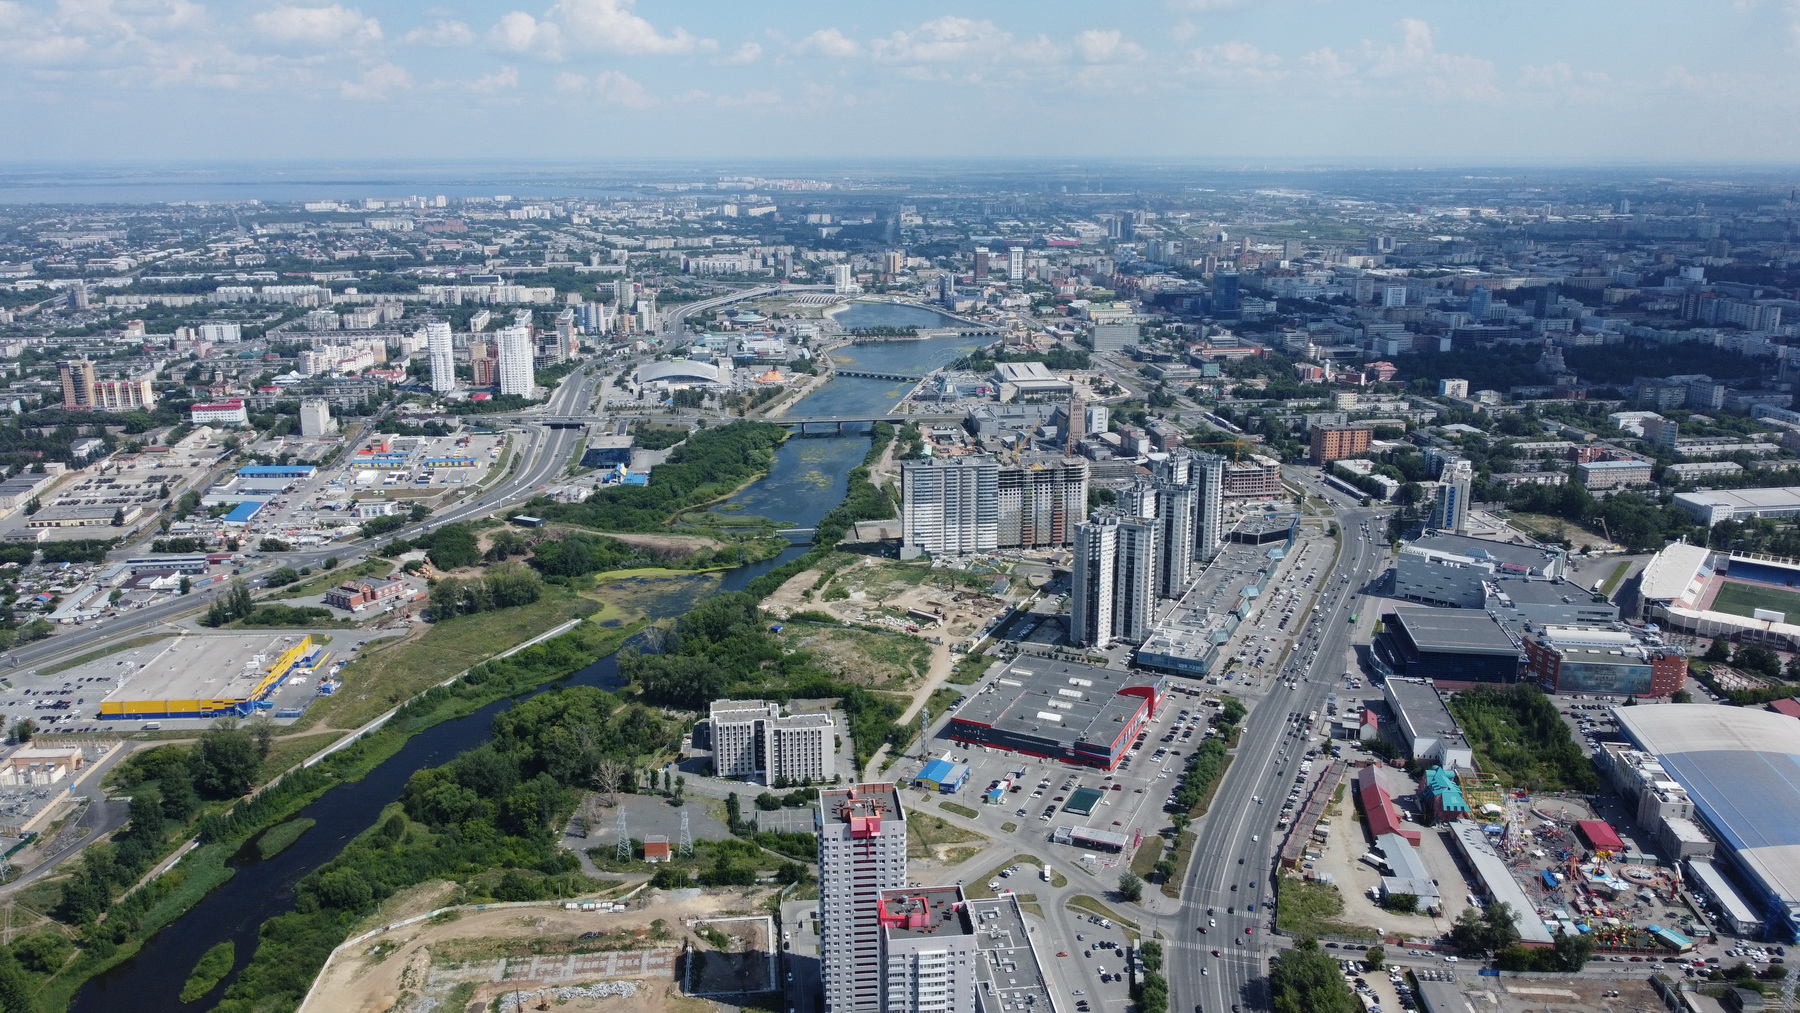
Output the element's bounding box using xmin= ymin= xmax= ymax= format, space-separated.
xmin=1447 ymin=685 xmax=1599 ymax=792
xmin=532 ymin=420 xmax=789 ymax=531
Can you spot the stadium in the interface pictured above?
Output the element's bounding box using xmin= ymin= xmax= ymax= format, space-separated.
xmin=1637 ymin=543 xmax=1800 ymax=651
xmin=1615 ymin=705 xmax=1800 ymax=941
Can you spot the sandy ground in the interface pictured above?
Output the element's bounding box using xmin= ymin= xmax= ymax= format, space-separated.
xmin=302 ymin=886 xmax=778 ymax=1013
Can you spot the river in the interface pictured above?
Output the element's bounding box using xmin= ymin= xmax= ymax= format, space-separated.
xmin=70 ymin=328 xmax=983 ymax=1012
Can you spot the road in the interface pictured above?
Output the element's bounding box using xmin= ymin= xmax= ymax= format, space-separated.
xmin=1171 ymin=472 xmax=1387 ymax=1013
xmin=7 ymin=362 xmax=607 ymax=676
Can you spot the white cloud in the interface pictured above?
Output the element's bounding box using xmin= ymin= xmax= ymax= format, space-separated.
xmin=470 ymin=65 xmax=518 ymax=92
xmin=726 ymin=41 xmax=761 ymax=63
xmin=404 ymin=19 xmax=474 ymax=47
xmin=1190 ymin=41 xmax=1283 ymax=81
xmin=797 ymin=27 xmax=859 ymax=57
xmin=1519 ymin=62 xmax=1572 ymax=89
xmin=873 ymin=17 xmax=1011 ymax=63
xmin=551 ymin=0 xmax=700 ymax=55
xmin=339 ymin=61 xmax=410 ymax=99
xmin=1074 ymin=29 xmax=1145 ymax=63
xmin=0 ymin=3 xmax=91 ymax=64
xmin=253 ymin=4 xmax=381 ymax=46
xmin=1301 ymin=46 xmax=1356 ymax=79
xmin=490 ymin=10 xmax=560 ymax=59
xmin=555 ymin=68 xmax=652 ymax=107
xmin=1368 ymin=18 xmax=1496 ymax=99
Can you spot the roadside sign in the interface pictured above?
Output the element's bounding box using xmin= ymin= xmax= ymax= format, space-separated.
xmin=1478 ymin=969 xmax=1499 ymax=977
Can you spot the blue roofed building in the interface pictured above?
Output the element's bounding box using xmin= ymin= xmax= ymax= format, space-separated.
xmin=222 ymin=501 xmax=265 ymax=525
xmin=1616 ymin=705 xmax=1800 ymax=940
xmin=915 ymin=759 xmax=971 ymax=794
xmin=1420 ymin=766 xmax=1471 ymax=823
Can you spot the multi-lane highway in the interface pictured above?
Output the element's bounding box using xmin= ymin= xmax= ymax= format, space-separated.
xmin=7 ymin=361 xmax=606 ymax=674
xmin=1171 ymin=474 xmax=1388 ymax=1013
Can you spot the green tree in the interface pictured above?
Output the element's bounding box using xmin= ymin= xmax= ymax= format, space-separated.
xmin=9 ymin=720 xmax=34 ymax=745
xmin=159 ymin=760 xmax=199 ymax=824
xmin=1672 ymin=689 xmax=1693 ymax=703
xmin=1270 ymin=939 xmax=1358 ymax=1013
xmin=1117 ymin=871 xmax=1144 ymax=903
xmin=0 ymin=962 xmax=37 ymax=1013
xmin=1365 ymin=945 xmax=1384 ymax=971
xmin=1703 ymin=637 xmax=1730 ymax=663
xmin=192 ymin=719 xmax=260 ymax=799
xmin=1552 ymin=928 xmax=1595 ymax=971
xmin=179 ymin=575 xmax=192 ymax=595
xmin=1139 ymin=939 xmax=1164 ymax=974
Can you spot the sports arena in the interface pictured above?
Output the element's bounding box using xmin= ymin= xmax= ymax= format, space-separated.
xmin=1638 ymin=543 xmax=1800 ymax=651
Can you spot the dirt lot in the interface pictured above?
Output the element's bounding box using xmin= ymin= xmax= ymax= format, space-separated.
xmin=300 ymin=885 xmax=776 ymax=1013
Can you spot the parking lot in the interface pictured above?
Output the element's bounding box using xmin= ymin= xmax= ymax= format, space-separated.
xmin=907 ymin=678 xmax=1226 ymax=885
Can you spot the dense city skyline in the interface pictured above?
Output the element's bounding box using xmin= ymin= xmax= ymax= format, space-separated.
xmin=3 ymin=1 xmax=1799 ymax=164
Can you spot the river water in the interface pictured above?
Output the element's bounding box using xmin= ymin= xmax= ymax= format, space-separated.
xmin=70 ymin=329 xmax=982 ymax=1011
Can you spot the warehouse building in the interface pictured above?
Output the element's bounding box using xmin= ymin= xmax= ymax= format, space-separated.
xmin=1383 ymin=679 xmax=1474 ymax=768
xmin=945 ymin=658 xmax=1165 ymax=770
xmin=1615 ymin=705 xmax=1800 ymax=940
xmin=1374 ymin=606 xmax=1522 ymax=687
xmin=98 ymin=633 xmax=318 ymax=720
xmin=1674 ymin=487 xmax=1800 ymax=526
xmin=1448 ymin=822 xmax=1556 ymax=946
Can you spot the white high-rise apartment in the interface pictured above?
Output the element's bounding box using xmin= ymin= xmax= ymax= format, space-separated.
xmin=818 ymin=784 xmax=907 ymax=1013
xmin=1072 ymin=511 xmax=1118 ymax=648
xmin=426 ymin=320 xmax=455 ymax=393
xmin=1433 ymin=458 xmax=1473 ymax=535
xmin=705 ymin=700 xmax=834 ymax=784
xmin=495 ymin=324 xmax=534 ymax=396
xmin=833 ymin=263 xmax=856 ymax=295
xmin=1114 ymin=514 xmax=1158 ymax=644
xmin=879 ymin=886 xmax=978 ymax=1013
xmin=1193 ymin=452 xmax=1227 ymax=562
xmin=901 ymin=457 xmax=999 ymax=557
xmin=298 ymin=399 xmax=336 ymax=437
xmin=1153 ymin=456 xmax=1196 ymax=599
xmin=1007 ymin=247 xmax=1024 ymax=282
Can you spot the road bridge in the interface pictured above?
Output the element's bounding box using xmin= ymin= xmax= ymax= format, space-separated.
xmin=834 ymin=370 xmax=924 ymax=382
xmin=488 ymin=411 xmax=965 ymax=431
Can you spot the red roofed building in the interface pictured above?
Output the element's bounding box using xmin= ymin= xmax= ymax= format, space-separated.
xmin=1354 ymin=765 xmax=1421 ymax=845
xmin=1769 ymin=699 xmax=1800 ymax=720
xmin=1576 ymin=819 xmax=1625 ymax=853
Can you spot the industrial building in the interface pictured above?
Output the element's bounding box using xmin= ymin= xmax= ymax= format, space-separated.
xmin=324 ymin=575 xmax=412 ymax=612
xmin=97 ymin=633 xmax=319 ymax=720
xmin=1382 ymin=679 xmax=1474 ymax=768
xmin=1520 ymin=624 xmax=1687 ymax=697
xmin=1374 ymin=606 xmax=1522 ymax=687
xmin=817 ymin=784 xmax=908 ymax=1013
xmin=1596 ymin=742 xmax=1714 ymax=862
xmin=702 ymin=700 xmax=834 ymax=785
xmin=1615 ymin=705 xmax=1800 ymax=940
xmin=1393 ymin=532 xmax=1565 ymax=609
xmin=1374 ymin=831 xmax=1442 ymax=912
xmin=945 ymin=658 xmax=1165 ymax=770
xmin=1482 ymin=577 xmax=1619 ymax=628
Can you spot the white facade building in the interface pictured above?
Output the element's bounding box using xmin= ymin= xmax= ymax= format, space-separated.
xmin=298 ymin=399 xmax=336 ymax=437
xmin=879 ymin=886 xmax=979 ymax=1013
xmin=901 ymin=457 xmax=999 ymax=557
xmin=818 ymin=784 xmax=908 ymax=1013
xmin=705 ymin=699 xmax=833 ymax=784
xmin=426 ymin=320 xmax=455 ymax=393
xmin=495 ymin=324 xmax=534 ymax=396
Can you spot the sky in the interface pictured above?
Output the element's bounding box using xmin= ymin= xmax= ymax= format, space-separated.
xmin=2 ymin=0 xmax=1799 ymax=166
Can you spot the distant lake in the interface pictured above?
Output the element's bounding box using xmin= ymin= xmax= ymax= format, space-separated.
xmin=830 ymin=302 xmax=967 ymax=331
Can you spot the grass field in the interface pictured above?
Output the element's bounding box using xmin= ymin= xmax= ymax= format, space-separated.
xmin=1710 ymin=579 xmax=1800 ymax=622
xmin=1274 ymin=878 xmax=1379 ymax=941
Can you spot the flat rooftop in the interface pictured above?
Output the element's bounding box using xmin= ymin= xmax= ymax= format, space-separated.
xmin=879 ymin=885 xmax=973 ymax=940
xmin=95 ymin=633 xmax=313 ymax=707
xmin=1390 ymin=606 xmax=1520 ymax=655
xmin=1484 ymin=576 xmax=1610 ymax=608
xmin=953 ymin=658 xmax=1156 ymax=748
xmin=1449 ymin=822 xmax=1555 ymax=945
xmin=1408 ymin=532 xmax=1561 ymax=574
xmin=1385 ymin=679 xmax=1470 ymax=750
xmin=967 ymin=895 xmax=1055 ymax=1013
xmin=1677 ymin=487 xmax=1800 ymax=512
xmin=819 ymin=783 xmax=904 ymax=830
xmin=1639 ymin=542 xmax=1712 ymax=604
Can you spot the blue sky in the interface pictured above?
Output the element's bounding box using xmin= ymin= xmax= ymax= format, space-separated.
xmin=2 ymin=0 xmax=1797 ymax=164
